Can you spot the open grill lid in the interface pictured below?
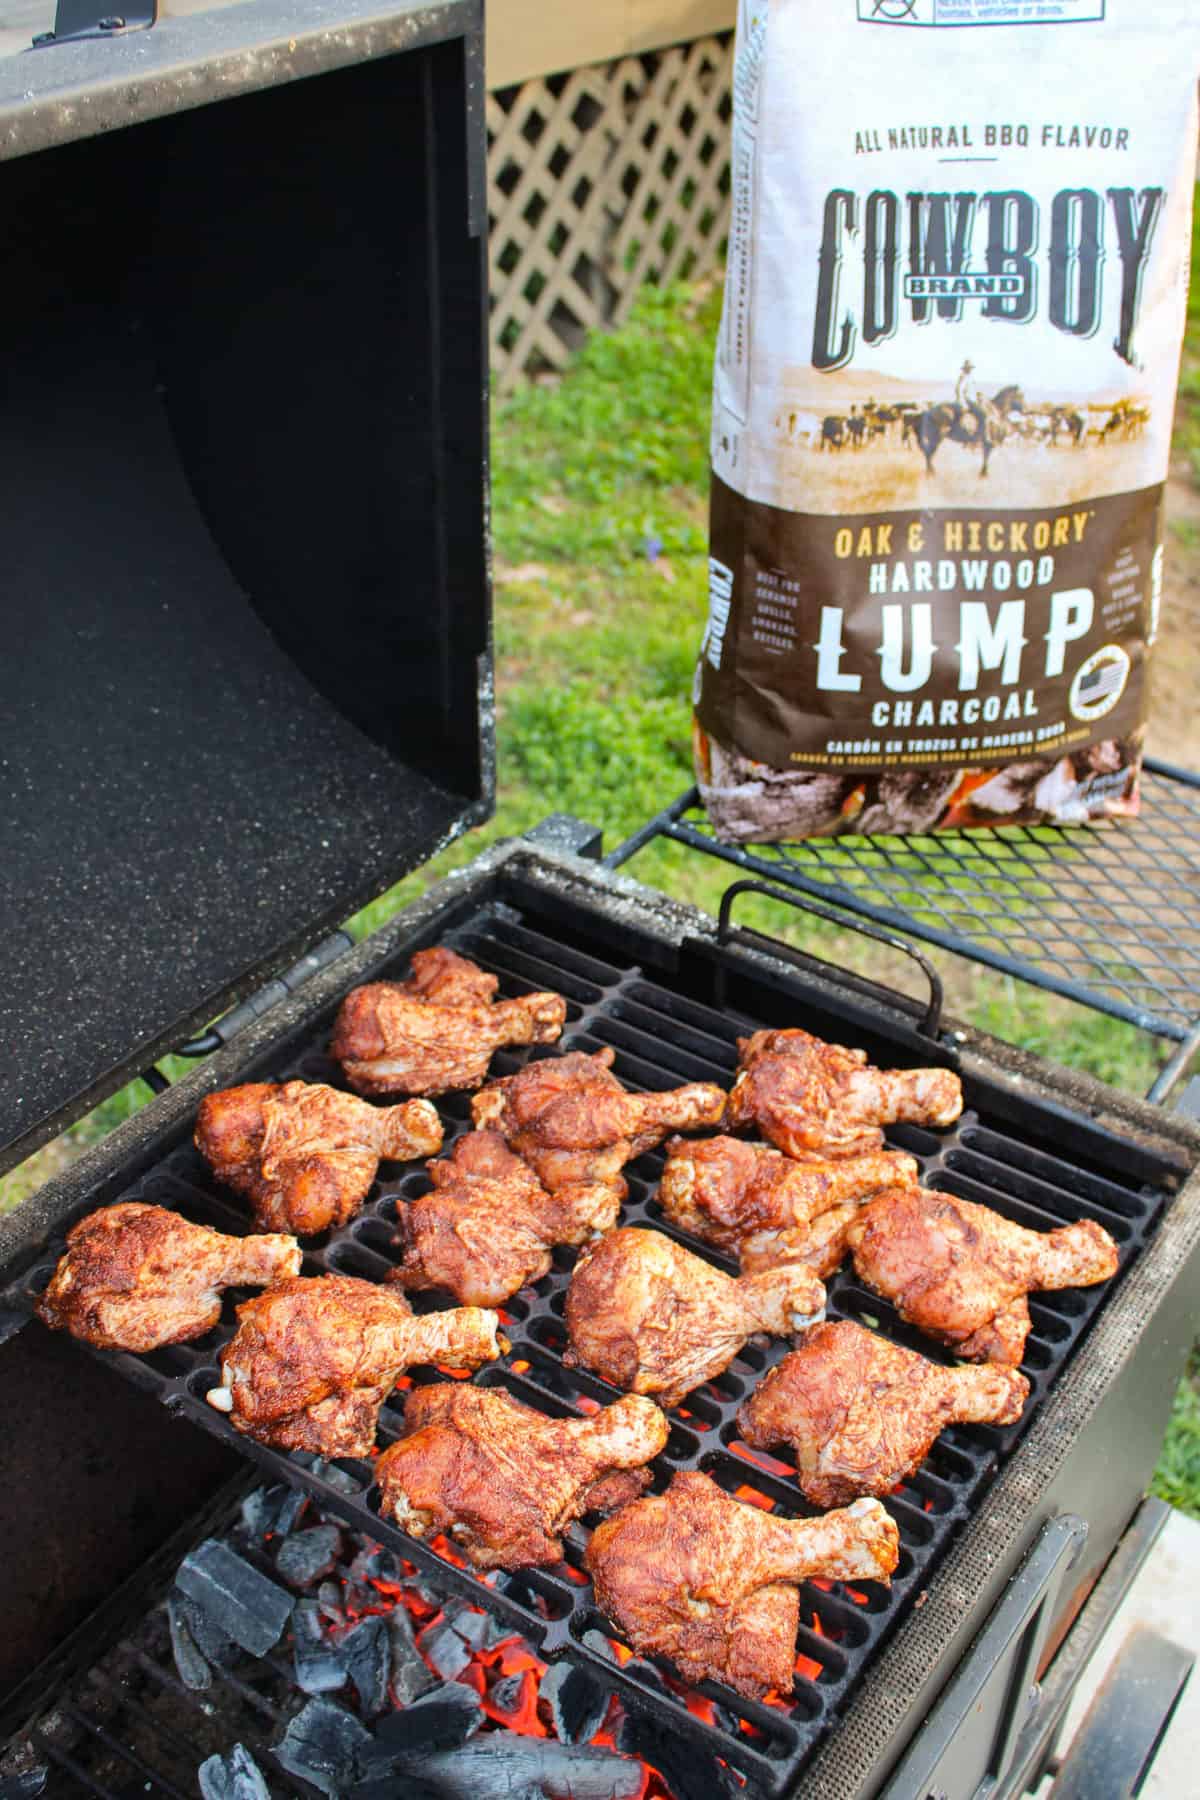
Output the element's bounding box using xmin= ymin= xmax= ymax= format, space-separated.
xmin=0 ymin=0 xmax=492 ymax=1174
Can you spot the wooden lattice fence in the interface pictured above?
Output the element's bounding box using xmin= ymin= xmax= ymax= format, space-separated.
xmin=487 ymin=34 xmax=733 ymax=390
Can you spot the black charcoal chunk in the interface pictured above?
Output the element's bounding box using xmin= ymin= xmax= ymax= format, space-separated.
xmin=389 ymin=1610 xmax=438 ymax=1704
xmin=197 ymin=1743 xmax=271 ymax=1800
xmin=275 ymin=1698 xmax=372 ymax=1797
xmin=362 ymin=1684 xmax=483 ymax=1766
xmin=0 ymin=1769 xmax=48 ymax=1798
xmin=275 ymin=1488 xmax=309 ymax=1536
xmin=317 ymin=1580 xmax=348 ymax=1628
xmin=343 ymin=1615 xmax=391 ymax=1718
xmin=238 ymin=1487 xmax=283 ymax=1540
xmin=417 ymin=1618 xmax=472 ymax=1680
xmin=293 ymin=1599 xmax=348 ymax=1696
xmin=496 ymin=1571 xmax=544 ymax=1616
xmin=540 ymin=1661 xmax=609 ymax=1745
xmin=167 ymin=1591 xmax=211 ymax=1691
xmin=176 ymin=1539 xmax=294 ymax=1658
xmin=310 ymin=1457 xmax=362 ymax=1496
xmin=581 ymin=1629 xmax=619 ymax=1664
xmin=175 ymin=1592 xmax=238 ymax=1668
xmin=276 ymin=1524 xmax=343 ymax=1589
xmin=364 ymin=1736 xmax=644 ymax=1799
xmin=616 ymin=1713 xmax=744 ymax=1800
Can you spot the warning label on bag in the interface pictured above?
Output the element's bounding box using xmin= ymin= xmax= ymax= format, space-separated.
xmin=857 ymin=0 xmax=1105 ymax=25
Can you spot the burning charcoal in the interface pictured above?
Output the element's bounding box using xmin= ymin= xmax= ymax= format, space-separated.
xmin=176 ymin=1539 xmax=294 ymax=1658
xmin=275 ymin=1698 xmax=373 ymax=1797
xmin=361 ymin=1684 xmax=483 ymax=1766
xmin=365 ymin=1737 xmax=644 ymax=1799
xmin=388 ymin=1609 xmax=438 ymax=1704
xmin=197 ymin=1744 xmax=271 ymax=1800
xmin=317 ymin=1579 xmax=348 ymax=1628
xmin=342 ymin=1615 xmax=391 ymax=1718
xmin=292 ymin=1453 xmax=362 ymax=1497
xmin=539 ymin=1661 xmax=610 ymax=1745
xmin=487 ymin=1671 xmax=527 ymax=1716
xmin=616 ymin=1713 xmax=744 ymax=1800
xmin=293 ymin=1598 xmax=348 ymax=1696
xmin=167 ymin=1590 xmax=211 ymax=1691
xmin=445 ymin=1606 xmax=493 ymax=1652
xmin=348 ymin=1542 xmax=389 ymax=1586
xmin=276 ymin=1524 xmax=343 ymax=1589
xmin=418 ymin=1618 xmax=473 ymax=1680
xmin=175 ymin=1592 xmax=238 ymax=1669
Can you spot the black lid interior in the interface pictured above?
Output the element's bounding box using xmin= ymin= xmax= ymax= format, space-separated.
xmin=1 ymin=27 xmax=491 ymax=1171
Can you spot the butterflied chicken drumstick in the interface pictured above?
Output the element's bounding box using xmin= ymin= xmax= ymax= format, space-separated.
xmin=195 ymin=1080 xmax=442 ymax=1236
xmin=390 ymin=1128 xmax=621 ymax=1307
xmin=36 ymin=1203 xmax=301 ymax=1353
xmin=330 ymin=947 xmax=567 ymax=1097
xmin=375 ymin=1384 xmax=669 ymax=1568
xmin=847 ymin=1186 xmax=1120 ymax=1366
xmin=585 ymin=1470 xmax=898 ymax=1699
xmin=727 ymin=1029 xmax=962 ymax=1159
xmin=658 ymin=1135 xmax=918 ymax=1276
xmin=564 ymin=1227 xmax=824 ymax=1408
xmin=738 ymin=1319 xmax=1030 ymax=1507
xmin=205 ymin=1274 xmax=502 ymax=1457
xmin=471 ymin=1048 xmax=726 ymax=1200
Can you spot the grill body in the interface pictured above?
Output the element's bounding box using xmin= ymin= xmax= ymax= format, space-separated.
xmin=4 ymin=837 xmax=1198 ymax=1798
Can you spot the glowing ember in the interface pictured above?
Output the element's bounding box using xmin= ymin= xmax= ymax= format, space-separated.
xmin=733 ymin=1484 xmax=775 ymax=1512
xmin=575 ymin=1395 xmax=601 ymax=1415
xmin=845 ymin=1586 xmax=870 ymax=1606
xmin=511 ymin=1358 xmax=531 ymax=1374
xmin=727 ymin=1439 xmax=793 ymax=1477
xmin=794 ymin=1654 xmax=823 ymax=1683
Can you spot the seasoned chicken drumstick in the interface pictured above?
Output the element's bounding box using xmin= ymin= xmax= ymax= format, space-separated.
xmin=205 ymin=1273 xmax=502 ymax=1457
xmin=564 ymin=1227 xmax=824 ymax=1408
xmin=847 ymin=1186 xmax=1120 ymax=1366
xmin=472 ymin=1048 xmax=725 ymax=1200
xmin=331 ymin=947 xmax=567 ymax=1097
xmin=195 ymin=1080 xmax=442 ymax=1236
xmin=36 ymin=1203 xmax=301 ymax=1353
xmin=585 ymin=1470 xmax=898 ymax=1699
xmin=375 ymin=1383 xmax=669 ymax=1568
xmin=658 ymin=1136 xmax=918 ymax=1276
xmin=390 ymin=1128 xmax=620 ymax=1307
xmin=739 ymin=1319 xmax=1030 ymax=1507
xmin=727 ymin=1029 xmax=962 ymax=1159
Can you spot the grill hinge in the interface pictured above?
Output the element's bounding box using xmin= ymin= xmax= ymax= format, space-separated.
xmin=158 ymin=931 xmax=356 ymax=1069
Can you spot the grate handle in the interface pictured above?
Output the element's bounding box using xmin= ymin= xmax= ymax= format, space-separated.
xmin=715 ymin=878 xmax=945 ymax=1041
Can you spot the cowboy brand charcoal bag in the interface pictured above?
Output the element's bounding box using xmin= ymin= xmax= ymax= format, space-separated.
xmin=693 ymin=0 xmax=1198 ymax=842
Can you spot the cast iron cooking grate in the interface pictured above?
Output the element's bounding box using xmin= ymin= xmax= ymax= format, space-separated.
xmin=7 ymin=893 xmax=1175 ymax=1798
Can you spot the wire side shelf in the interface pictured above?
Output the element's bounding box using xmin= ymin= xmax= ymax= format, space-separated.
xmin=607 ymin=758 xmax=1200 ymax=1100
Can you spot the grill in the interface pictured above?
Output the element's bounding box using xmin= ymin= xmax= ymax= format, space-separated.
xmin=2 ymin=4 xmax=1200 ymax=1795
xmin=5 ymin=847 xmax=1198 ymax=1799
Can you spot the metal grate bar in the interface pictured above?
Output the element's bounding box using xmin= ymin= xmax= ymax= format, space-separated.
xmin=52 ymin=1700 xmax=193 ymax=1799
xmin=607 ymin=762 xmax=1200 ymax=1050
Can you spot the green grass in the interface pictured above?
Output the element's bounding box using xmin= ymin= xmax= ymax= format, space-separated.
xmin=5 ymin=221 xmax=1199 ymax=1510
